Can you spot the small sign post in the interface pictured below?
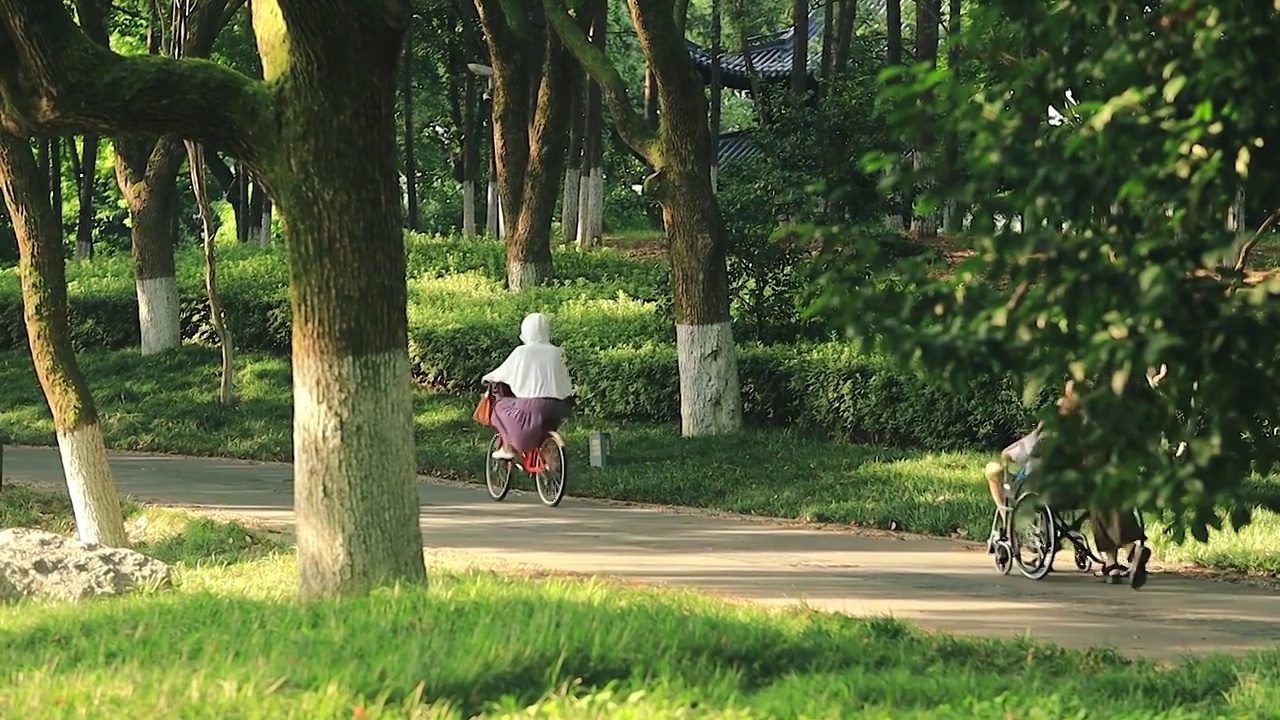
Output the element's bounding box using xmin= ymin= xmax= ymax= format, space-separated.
xmin=588 ymin=431 xmax=611 ymax=468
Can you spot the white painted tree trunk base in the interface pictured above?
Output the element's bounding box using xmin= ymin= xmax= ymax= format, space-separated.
xmin=507 ymin=260 xmax=549 ymax=293
xmin=56 ymin=422 xmax=129 ymax=547
xmin=293 ymin=349 xmax=423 ymax=597
xmin=257 ymin=207 xmax=273 ymax=247
xmin=462 ymin=180 xmax=477 ymax=238
xmin=676 ymin=321 xmax=743 ymax=437
xmin=136 ymin=275 xmax=181 ymax=355
xmin=576 ymin=168 xmax=605 ymax=250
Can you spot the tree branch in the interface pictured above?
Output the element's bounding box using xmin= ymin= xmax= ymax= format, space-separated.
xmin=544 ymin=0 xmax=659 ymax=163
xmin=0 ymin=0 xmax=272 ymax=161
xmin=1232 ymin=207 xmax=1280 ymax=275
xmin=216 ymin=0 xmax=249 ymax=40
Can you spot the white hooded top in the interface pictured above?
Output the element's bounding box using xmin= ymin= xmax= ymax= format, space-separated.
xmin=482 ymin=313 xmax=575 ymax=400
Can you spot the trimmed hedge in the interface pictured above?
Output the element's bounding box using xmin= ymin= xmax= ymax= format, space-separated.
xmin=0 ymin=234 xmax=1033 ymax=449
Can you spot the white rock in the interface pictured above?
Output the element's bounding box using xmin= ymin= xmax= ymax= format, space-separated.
xmin=0 ymin=527 xmax=172 ymax=603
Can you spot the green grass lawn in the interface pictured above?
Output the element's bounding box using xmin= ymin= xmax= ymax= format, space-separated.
xmin=2 ymin=347 xmax=1280 ymax=577
xmin=2 ymin=483 xmax=1279 ymax=719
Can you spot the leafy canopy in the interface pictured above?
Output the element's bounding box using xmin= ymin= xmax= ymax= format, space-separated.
xmin=815 ymin=0 xmax=1280 ymax=541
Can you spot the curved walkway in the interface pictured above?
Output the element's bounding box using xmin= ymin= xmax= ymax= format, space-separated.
xmin=4 ymin=446 xmax=1279 ymax=660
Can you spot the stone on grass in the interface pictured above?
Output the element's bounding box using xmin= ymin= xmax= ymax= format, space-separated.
xmin=0 ymin=527 xmax=172 ymax=602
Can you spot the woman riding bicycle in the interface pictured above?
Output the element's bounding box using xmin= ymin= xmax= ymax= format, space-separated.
xmin=481 ymin=312 xmax=574 ymax=460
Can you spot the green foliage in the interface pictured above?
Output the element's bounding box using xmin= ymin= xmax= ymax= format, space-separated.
xmin=820 ymin=1 xmax=1280 ymax=541
xmin=601 ymin=134 xmax=661 ymax=233
xmin=405 ymin=274 xmax=1027 ymax=448
xmin=708 ymin=31 xmax=909 ymax=343
xmin=0 ymin=236 xmax=1027 ymax=450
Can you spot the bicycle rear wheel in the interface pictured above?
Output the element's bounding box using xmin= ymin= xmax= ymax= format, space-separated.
xmin=485 ymin=434 xmax=512 ymax=501
xmin=534 ymin=435 xmax=567 ymax=507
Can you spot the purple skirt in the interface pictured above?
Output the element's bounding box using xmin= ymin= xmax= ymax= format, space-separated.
xmin=491 ymin=396 xmax=567 ymax=453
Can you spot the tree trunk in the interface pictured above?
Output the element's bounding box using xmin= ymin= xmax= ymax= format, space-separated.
xmin=883 ymin=0 xmax=904 ymax=230
xmin=548 ymin=0 xmax=742 ymax=435
xmin=562 ymin=73 xmax=584 ymax=244
xmin=1228 ymin=185 xmax=1246 ymax=233
xmin=819 ymin=0 xmax=833 ymax=88
xmin=887 ymin=0 xmax=902 ymax=66
xmin=0 ymin=0 xmax=428 ymax=599
xmin=790 ymin=0 xmax=808 ymax=96
xmin=832 ymin=0 xmax=856 ymax=75
xmin=475 ymin=0 xmax=574 ymax=291
xmin=643 ymin=69 xmax=659 ymax=129
xmin=236 ymin=162 xmax=251 ymax=241
xmin=114 ymin=139 xmax=182 ymax=356
xmin=74 ymin=134 xmax=98 ymax=260
xmin=909 ymin=0 xmax=942 ymax=239
xmin=48 ymin=137 xmax=62 ymax=234
xmin=257 ymin=193 xmax=273 ymax=246
xmin=0 ymin=131 xmax=129 ymax=548
xmin=246 ymin=1 xmax=426 ymax=598
xmin=462 ymin=71 xmax=480 ymax=238
xmin=576 ymin=0 xmax=605 ymax=250
xmin=402 ymin=14 xmax=419 ymax=232
xmin=487 ymin=151 xmax=502 ymax=237
xmin=186 ymin=141 xmax=235 ymax=405
xmin=92 ymin=0 xmax=233 ymax=355
xmin=941 ymin=0 xmax=962 ymax=234
xmin=651 ymin=41 xmax=742 ymax=434
xmin=709 ymin=0 xmax=722 ymax=192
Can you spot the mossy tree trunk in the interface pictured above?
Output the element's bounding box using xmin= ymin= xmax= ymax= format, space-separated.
xmin=0 ymin=130 xmax=128 ymax=547
xmin=0 ymin=0 xmax=426 ymax=598
xmin=79 ymin=0 xmax=236 ymax=354
xmin=252 ymin=0 xmax=425 ymax=597
xmin=474 ymin=0 xmax=573 ymax=291
xmin=114 ymin=138 xmax=182 ymax=354
xmin=547 ymin=0 xmax=744 ymax=436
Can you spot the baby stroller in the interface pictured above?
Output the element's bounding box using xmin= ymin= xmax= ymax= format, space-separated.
xmin=989 ymin=463 xmax=1146 ymax=582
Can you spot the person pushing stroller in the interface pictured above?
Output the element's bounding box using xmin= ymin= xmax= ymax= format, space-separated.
xmin=984 ymin=379 xmax=1152 ymax=590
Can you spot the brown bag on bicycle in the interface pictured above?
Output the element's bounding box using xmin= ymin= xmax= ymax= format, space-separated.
xmin=472 ymin=388 xmax=494 ymax=426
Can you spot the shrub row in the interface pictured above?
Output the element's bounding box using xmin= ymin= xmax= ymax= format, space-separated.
xmin=0 ymin=235 xmax=1033 ymax=449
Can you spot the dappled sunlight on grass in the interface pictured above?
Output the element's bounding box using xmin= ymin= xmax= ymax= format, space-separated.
xmin=1 ymin=484 xmax=1274 ymax=720
xmin=1147 ymin=509 xmax=1280 ymax=575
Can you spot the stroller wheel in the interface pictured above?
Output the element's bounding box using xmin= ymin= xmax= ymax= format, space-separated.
xmin=993 ymin=541 xmax=1014 ymax=575
xmin=1074 ymin=545 xmax=1093 ymax=573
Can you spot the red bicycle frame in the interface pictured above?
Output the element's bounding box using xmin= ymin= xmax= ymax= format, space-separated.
xmin=520 ymin=448 xmax=547 ymax=473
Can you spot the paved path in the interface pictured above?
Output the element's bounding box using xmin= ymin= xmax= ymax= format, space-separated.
xmin=4 ymin=446 xmax=1279 ymax=660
